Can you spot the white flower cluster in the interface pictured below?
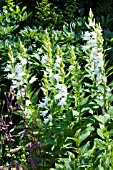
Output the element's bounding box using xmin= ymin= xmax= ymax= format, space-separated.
xmin=41 ymin=54 xmax=48 ymax=64
xmin=53 ymin=54 xmax=63 ymax=82
xmin=41 ymin=54 xmax=62 ymax=81
xmin=43 ymin=114 xmax=52 ymax=124
xmin=6 ymin=53 xmax=37 ymax=88
xmin=82 ymin=29 xmax=107 ymax=85
xmin=5 ymin=54 xmax=27 ymax=90
xmin=38 ymin=45 xmax=67 ymax=124
xmin=38 ymin=97 xmax=49 ymax=108
xmin=54 ymin=55 xmax=62 ymax=68
xmin=38 ymin=97 xmax=52 ymax=124
xmin=6 ymin=55 xmax=26 ymax=98
xmin=55 ymin=83 xmax=67 ymax=106
xmin=53 ymin=50 xmax=68 ymax=106
xmin=5 ymin=52 xmax=34 ymax=108
xmin=12 ymin=64 xmax=26 ymax=89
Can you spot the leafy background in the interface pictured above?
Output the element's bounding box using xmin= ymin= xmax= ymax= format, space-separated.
xmin=1 ymin=0 xmax=113 ymax=169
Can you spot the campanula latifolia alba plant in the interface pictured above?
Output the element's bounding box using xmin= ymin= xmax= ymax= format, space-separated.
xmin=82 ymin=9 xmax=110 ymax=114
xmin=38 ymin=30 xmax=68 ymax=124
xmin=42 ymin=10 xmax=113 ymax=169
xmin=2 ymin=4 xmax=113 ymax=169
xmin=3 ymin=42 xmax=42 ymax=168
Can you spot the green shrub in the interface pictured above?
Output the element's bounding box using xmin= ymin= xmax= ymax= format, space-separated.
xmin=35 ymin=0 xmax=62 ymax=29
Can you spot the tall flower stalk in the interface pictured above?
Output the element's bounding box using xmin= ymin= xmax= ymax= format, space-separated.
xmin=68 ymin=47 xmax=83 ymax=123
xmin=82 ymin=9 xmax=109 ymax=114
xmin=4 ymin=42 xmax=40 ymax=168
xmin=38 ymin=30 xmax=68 ymax=124
xmin=38 ymin=29 xmax=53 ymax=124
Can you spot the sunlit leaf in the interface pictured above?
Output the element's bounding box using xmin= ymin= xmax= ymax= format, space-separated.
xmin=94 ymin=138 xmax=106 ymax=150
xmin=97 ymin=128 xmax=105 ymax=139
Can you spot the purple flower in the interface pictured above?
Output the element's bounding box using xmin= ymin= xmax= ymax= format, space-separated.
xmin=26 ymin=143 xmax=34 ymax=152
xmin=27 ymin=157 xmax=38 ymax=164
xmin=0 ymin=166 xmax=4 ymax=170
xmin=37 ymin=142 xmax=42 ymax=147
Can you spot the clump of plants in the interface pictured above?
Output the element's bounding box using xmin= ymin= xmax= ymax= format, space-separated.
xmin=1 ymin=0 xmax=113 ymax=169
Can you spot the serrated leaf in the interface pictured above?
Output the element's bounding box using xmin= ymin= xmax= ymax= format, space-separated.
xmin=97 ymin=128 xmax=105 ymax=139
xmin=80 ymin=141 xmax=90 ymax=155
xmin=94 ymin=138 xmax=106 ymax=150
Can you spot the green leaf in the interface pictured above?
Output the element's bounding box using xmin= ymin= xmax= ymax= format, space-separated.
xmin=64 ymin=161 xmax=72 ymax=170
xmin=13 ymin=111 xmax=24 ymax=118
xmin=93 ymin=115 xmax=110 ymax=125
xmin=78 ymin=127 xmax=94 ymax=143
xmin=97 ymin=128 xmax=105 ymax=139
xmin=43 ymin=140 xmax=55 ymax=146
xmin=108 ymin=95 xmax=113 ymax=104
xmin=107 ymin=71 xmax=113 ymax=78
xmin=109 ymin=129 xmax=113 ymax=137
xmin=79 ymin=131 xmax=90 ymax=143
xmin=108 ymin=81 xmax=113 ymax=87
xmin=54 ymin=163 xmax=65 ymax=170
xmin=95 ymin=99 xmax=104 ymax=107
xmin=94 ymin=138 xmax=106 ymax=150
xmin=30 ymin=89 xmax=40 ymax=105
xmin=15 ymin=125 xmax=23 ymax=130
xmin=72 ymin=110 xmax=79 ymax=116
xmin=80 ymin=96 xmax=89 ymax=106
xmin=66 ymin=110 xmax=73 ymax=122
xmin=22 ymin=11 xmax=28 ymax=21
xmin=81 ymin=107 xmax=90 ymax=113
xmin=107 ymin=106 xmax=113 ymax=118
xmin=98 ymin=165 xmax=104 ymax=170
xmin=67 ymin=137 xmax=80 ymax=146
xmin=21 ymin=6 xmax=27 ymax=12
xmin=80 ymin=141 xmax=90 ymax=155
xmin=106 ymin=66 xmax=113 ymax=75
xmin=0 ymin=84 xmax=7 ymax=88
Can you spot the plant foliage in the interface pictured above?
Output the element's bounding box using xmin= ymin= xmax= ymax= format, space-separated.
xmin=1 ymin=0 xmax=113 ymax=169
